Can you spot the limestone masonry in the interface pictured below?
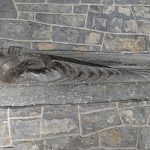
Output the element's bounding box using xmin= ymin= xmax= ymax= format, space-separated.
xmin=0 ymin=0 xmax=150 ymax=150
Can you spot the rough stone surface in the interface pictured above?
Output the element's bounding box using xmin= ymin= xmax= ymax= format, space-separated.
xmin=81 ymin=108 xmax=122 ymax=135
xmin=16 ymin=4 xmax=72 ymax=13
xmin=102 ymin=34 xmax=148 ymax=52
xmin=31 ymin=42 xmax=90 ymax=51
xmin=47 ymin=0 xmax=80 ymax=4
xmin=0 ymin=0 xmax=17 ymax=19
xmin=0 ymin=0 xmax=150 ymax=149
xmin=10 ymin=119 xmax=41 ymax=140
xmin=36 ymin=14 xmax=86 ymax=27
xmin=41 ymin=105 xmax=79 ymax=137
xmin=99 ymin=127 xmax=138 ymax=148
xmin=52 ymin=26 xmax=104 ymax=44
xmin=0 ymin=20 xmax=52 ymax=40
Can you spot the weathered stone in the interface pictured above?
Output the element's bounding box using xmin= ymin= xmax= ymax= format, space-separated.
xmin=143 ymin=0 xmax=150 ymax=4
xmin=81 ymin=0 xmax=101 ymax=3
xmin=110 ymin=17 xmax=123 ymax=32
xmin=14 ymin=0 xmax=45 ymax=2
xmin=138 ymin=21 xmax=150 ymax=34
xmin=36 ymin=13 xmax=86 ymax=27
xmin=43 ymin=134 xmax=99 ymax=149
xmin=80 ymin=103 xmax=116 ymax=113
xmin=138 ymin=127 xmax=150 ymax=149
xmin=47 ymin=0 xmax=80 ymax=3
xmin=16 ymin=4 xmax=72 ymax=13
xmin=52 ymin=26 xmax=103 ymax=44
xmin=119 ymin=106 xmax=150 ymax=125
xmin=117 ymin=101 xmax=146 ymax=108
xmin=0 ymin=109 xmax=10 ymax=146
xmin=100 ymin=148 xmax=136 ymax=150
xmin=0 ymin=122 xmax=10 ymax=146
xmin=9 ymin=106 xmax=41 ymax=117
xmin=0 ymin=40 xmax=31 ymax=49
xmin=19 ymin=13 xmax=34 ymax=21
xmin=99 ymin=127 xmax=138 ymax=148
xmin=0 ymin=0 xmax=17 ymax=18
xmin=131 ymin=6 xmax=150 ymax=20
xmin=31 ymin=42 xmax=90 ymax=51
xmin=10 ymin=119 xmax=40 ymax=140
xmin=86 ymin=6 xmax=111 ymax=31
xmin=102 ymin=34 xmax=148 ymax=52
xmin=118 ymin=7 xmax=131 ymax=16
xmin=114 ymin=0 xmax=143 ymax=4
xmin=7 ymin=141 xmax=44 ymax=150
xmin=73 ymin=5 xmax=88 ymax=14
xmin=90 ymin=45 xmax=101 ymax=51
xmin=81 ymin=108 xmax=121 ymax=134
xmin=0 ymin=20 xmax=52 ymax=40
xmin=102 ymin=0 xmax=113 ymax=4
xmin=87 ymin=5 xmax=136 ymax=33
xmin=123 ymin=19 xmax=139 ymax=33
xmin=41 ymin=105 xmax=79 ymax=137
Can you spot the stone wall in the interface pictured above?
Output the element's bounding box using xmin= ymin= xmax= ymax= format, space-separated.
xmin=0 ymin=0 xmax=150 ymax=52
xmin=0 ymin=0 xmax=150 ymax=150
xmin=1 ymin=101 xmax=150 ymax=150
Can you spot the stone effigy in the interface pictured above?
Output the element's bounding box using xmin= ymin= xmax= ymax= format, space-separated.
xmin=0 ymin=46 xmax=150 ymax=106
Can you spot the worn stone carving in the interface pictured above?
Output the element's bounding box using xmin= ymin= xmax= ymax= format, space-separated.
xmin=1 ymin=46 xmax=150 ymax=84
xmin=0 ymin=46 xmax=150 ymax=106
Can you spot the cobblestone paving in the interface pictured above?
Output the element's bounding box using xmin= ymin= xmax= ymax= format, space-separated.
xmin=0 ymin=0 xmax=150 ymax=149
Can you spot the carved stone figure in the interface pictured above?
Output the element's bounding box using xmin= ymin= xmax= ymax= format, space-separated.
xmin=0 ymin=46 xmax=150 ymax=84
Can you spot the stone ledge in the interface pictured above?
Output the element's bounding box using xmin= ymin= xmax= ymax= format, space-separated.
xmin=0 ymin=49 xmax=149 ymax=106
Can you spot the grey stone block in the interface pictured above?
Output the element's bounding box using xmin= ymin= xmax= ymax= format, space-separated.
xmin=9 ymin=106 xmax=41 ymax=117
xmin=16 ymin=4 xmax=72 ymax=13
xmin=138 ymin=127 xmax=150 ymax=149
xmin=102 ymin=0 xmax=113 ymax=4
xmin=14 ymin=0 xmax=45 ymax=2
xmin=6 ymin=141 xmax=43 ymax=150
xmin=81 ymin=0 xmax=101 ymax=3
xmin=138 ymin=21 xmax=150 ymax=34
xmin=47 ymin=0 xmax=80 ymax=4
xmin=43 ymin=134 xmax=99 ymax=149
xmin=131 ymin=6 xmax=150 ymax=21
xmin=86 ymin=5 xmax=136 ymax=33
xmin=0 ymin=0 xmax=17 ymax=19
xmin=52 ymin=26 xmax=104 ymax=44
xmin=80 ymin=103 xmax=116 ymax=113
xmin=99 ymin=127 xmax=138 ymax=148
xmin=81 ymin=108 xmax=122 ymax=134
xmin=117 ymin=101 xmax=146 ymax=108
xmin=114 ymin=0 xmax=143 ymax=4
xmin=0 ymin=109 xmax=10 ymax=146
xmin=36 ymin=13 xmax=86 ymax=27
xmin=31 ymin=42 xmax=90 ymax=51
xmin=73 ymin=5 xmax=88 ymax=14
xmin=41 ymin=105 xmax=79 ymax=137
xmin=119 ymin=106 xmax=150 ymax=125
xmin=0 ymin=40 xmax=31 ymax=49
xmin=102 ymin=34 xmax=148 ymax=52
xmin=0 ymin=20 xmax=52 ymax=40
xmin=19 ymin=13 xmax=34 ymax=21
xmin=10 ymin=119 xmax=40 ymax=140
